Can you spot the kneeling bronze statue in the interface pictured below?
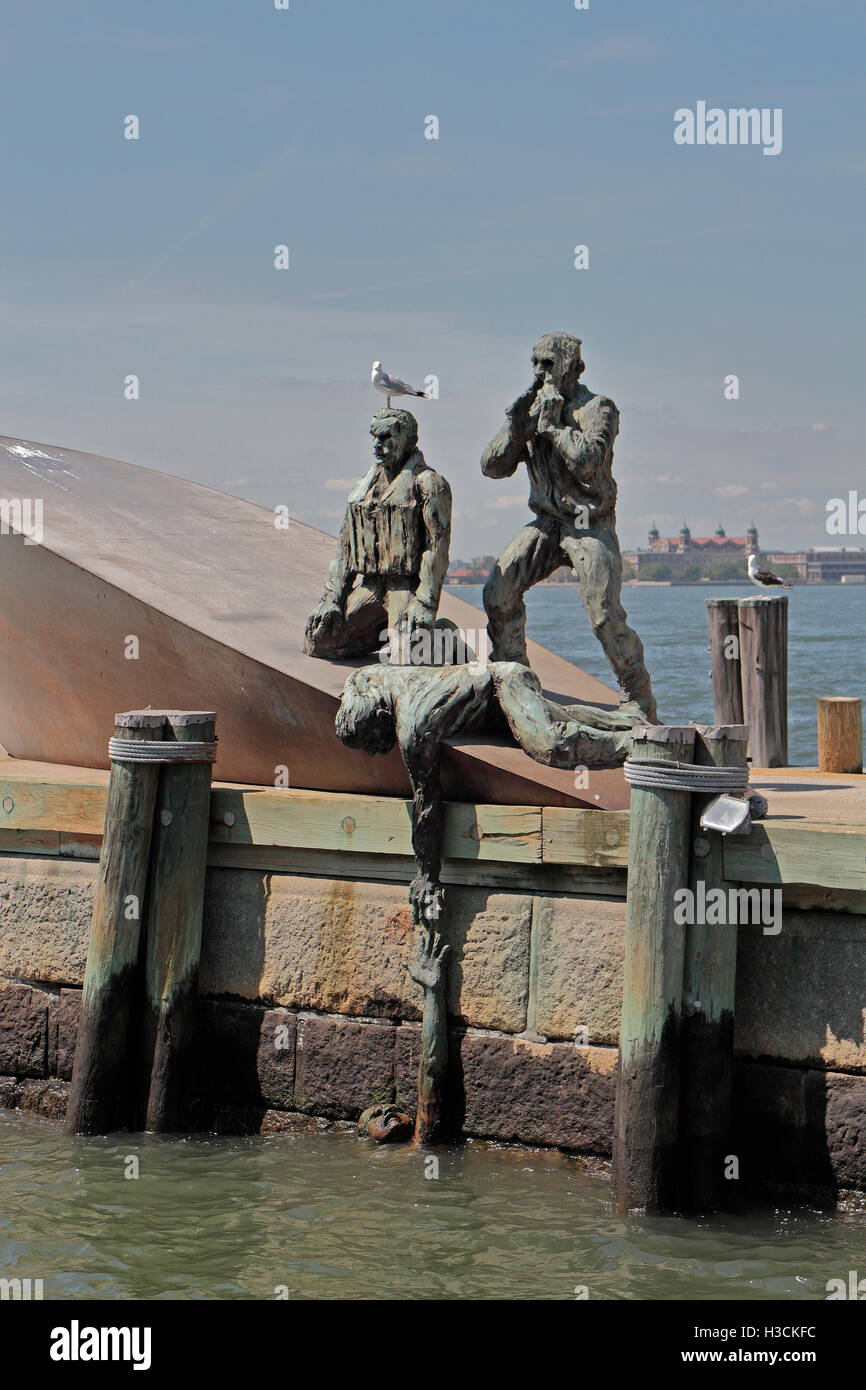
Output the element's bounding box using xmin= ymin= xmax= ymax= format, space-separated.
xmin=304 ymin=407 xmax=452 ymax=663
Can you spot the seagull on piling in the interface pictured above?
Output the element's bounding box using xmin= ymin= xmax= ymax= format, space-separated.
xmin=372 ymin=361 xmax=429 ymax=407
xmin=748 ymin=552 xmax=792 ymax=591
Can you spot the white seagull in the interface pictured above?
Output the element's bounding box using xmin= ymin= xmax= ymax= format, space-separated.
xmin=748 ymin=552 xmax=792 ymax=591
xmin=371 ymin=361 xmax=429 ymax=407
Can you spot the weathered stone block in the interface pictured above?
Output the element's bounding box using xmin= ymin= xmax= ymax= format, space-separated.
xmin=398 ymin=1023 xmax=616 ymax=1152
xmin=395 ymin=1023 xmax=421 ymax=1116
xmin=256 ymin=1008 xmax=297 ymax=1109
xmin=534 ymin=893 xmax=625 ymax=1044
xmin=294 ymin=1014 xmax=395 ymax=1119
xmin=1 ymin=1076 xmax=70 ymax=1121
xmin=0 ymin=858 xmax=94 ymax=984
xmin=190 ymin=997 xmax=268 ymax=1133
xmin=48 ymin=988 xmax=81 ymax=1079
xmin=201 ymin=870 xmax=531 ymax=1032
xmin=0 ymin=981 xmax=50 ymax=1077
xmin=454 ymin=1034 xmax=617 ymax=1153
xmin=735 ymin=911 xmax=866 ymax=1072
xmin=733 ymin=1060 xmax=807 ymax=1188
xmin=810 ymin=1070 xmax=866 ymax=1192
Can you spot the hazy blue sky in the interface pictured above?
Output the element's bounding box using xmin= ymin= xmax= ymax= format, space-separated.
xmin=2 ymin=0 xmax=863 ymax=556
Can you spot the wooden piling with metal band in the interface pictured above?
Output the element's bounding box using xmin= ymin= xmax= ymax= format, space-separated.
xmin=817 ymin=696 xmax=863 ymax=775
xmin=65 ymin=711 xmax=167 ymax=1135
xmin=737 ymin=594 xmax=788 ymax=768
xmin=706 ymin=599 xmax=744 ymax=725
xmin=140 ymin=711 xmax=217 ymax=1133
xmin=679 ymin=723 xmax=749 ymax=1211
xmin=614 ymin=724 xmax=695 ymax=1213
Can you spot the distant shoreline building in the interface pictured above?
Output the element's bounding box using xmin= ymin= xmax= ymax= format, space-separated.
xmin=764 ymin=547 xmax=866 ymax=582
xmin=623 ymin=522 xmax=757 ymax=577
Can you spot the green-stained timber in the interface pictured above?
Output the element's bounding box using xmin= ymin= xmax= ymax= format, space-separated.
xmin=614 ymin=724 xmax=695 ymax=1213
xmin=140 ymin=712 xmax=216 ymax=1132
xmin=680 ymin=723 xmax=749 ymax=1210
xmin=65 ymin=712 xmax=166 ymax=1134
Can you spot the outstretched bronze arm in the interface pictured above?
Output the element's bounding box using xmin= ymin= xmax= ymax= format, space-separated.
xmin=407 ymin=927 xmax=450 ymax=1145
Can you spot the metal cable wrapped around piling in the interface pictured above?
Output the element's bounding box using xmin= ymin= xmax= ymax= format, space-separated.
xmin=624 ymin=757 xmax=749 ymax=794
xmin=108 ymin=737 xmax=218 ymax=763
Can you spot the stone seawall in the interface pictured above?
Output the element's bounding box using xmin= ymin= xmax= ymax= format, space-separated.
xmin=1 ymin=855 xmax=865 ymax=1195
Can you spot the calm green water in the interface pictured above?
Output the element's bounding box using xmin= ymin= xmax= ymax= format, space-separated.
xmin=452 ymin=582 xmax=866 ymax=767
xmin=2 ymin=1111 xmax=866 ymax=1301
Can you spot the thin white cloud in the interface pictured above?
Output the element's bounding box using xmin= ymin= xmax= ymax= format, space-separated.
xmin=555 ymin=33 xmax=666 ymax=69
xmin=324 ymin=476 xmax=361 ymax=492
xmin=484 ymin=495 xmax=528 ymax=510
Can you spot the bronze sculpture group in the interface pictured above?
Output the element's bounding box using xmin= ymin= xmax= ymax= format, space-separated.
xmin=305 ymin=332 xmax=658 ymax=1147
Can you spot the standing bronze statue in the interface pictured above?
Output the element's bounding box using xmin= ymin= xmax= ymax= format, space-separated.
xmin=304 ymin=407 xmax=452 ymax=662
xmin=481 ymin=332 xmax=657 ymax=722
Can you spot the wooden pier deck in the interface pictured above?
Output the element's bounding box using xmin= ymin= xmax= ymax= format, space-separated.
xmin=1 ymin=754 xmax=864 ymax=909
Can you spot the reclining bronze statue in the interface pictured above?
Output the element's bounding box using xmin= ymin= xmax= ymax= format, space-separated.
xmin=338 ymin=659 xmax=642 ymax=1147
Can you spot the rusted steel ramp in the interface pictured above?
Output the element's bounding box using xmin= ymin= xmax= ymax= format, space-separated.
xmin=0 ymin=436 xmax=627 ymax=808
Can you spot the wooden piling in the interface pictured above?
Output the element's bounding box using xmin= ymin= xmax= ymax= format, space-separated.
xmin=65 ymin=711 xmax=166 ymax=1135
xmin=614 ymin=725 xmax=695 ymax=1213
xmin=679 ymin=723 xmax=749 ymax=1210
xmin=737 ymin=595 xmax=788 ymax=768
xmin=817 ymin=697 xmax=863 ymax=774
xmin=706 ymin=599 xmax=744 ymax=725
xmin=140 ymin=712 xmax=216 ymax=1132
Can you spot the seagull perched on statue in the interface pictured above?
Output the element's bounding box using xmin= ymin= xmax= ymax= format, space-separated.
xmin=371 ymin=361 xmax=429 ymax=407
xmin=748 ymin=552 xmax=792 ymax=591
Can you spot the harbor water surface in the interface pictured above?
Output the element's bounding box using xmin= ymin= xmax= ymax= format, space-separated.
xmin=3 ymin=1112 xmax=866 ymax=1301
xmin=454 ymin=581 xmax=866 ymax=768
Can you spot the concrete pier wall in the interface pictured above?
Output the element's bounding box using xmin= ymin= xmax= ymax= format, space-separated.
xmin=1 ymin=854 xmax=865 ymax=1195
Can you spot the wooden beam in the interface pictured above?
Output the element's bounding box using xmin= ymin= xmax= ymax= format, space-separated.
xmin=724 ymin=822 xmax=866 ymax=893
xmin=204 ymin=843 xmax=629 ymax=897
xmin=542 ymin=807 xmax=630 ymax=867
xmin=0 ymin=774 xmax=107 ymax=836
xmin=4 ymin=762 xmax=866 ymax=903
xmin=208 ymin=786 xmax=543 ymax=863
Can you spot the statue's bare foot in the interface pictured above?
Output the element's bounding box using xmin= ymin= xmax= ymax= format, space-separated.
xmin=617 ymin=695 xmax=659 ymax=725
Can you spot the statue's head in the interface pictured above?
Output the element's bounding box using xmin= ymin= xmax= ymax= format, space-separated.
xmin=370 ymin=407 xmax=418 ymax=470
xmin=335 ymin=670 xmax=397 ymax=756
xmin=531 ymin=332 xmax=585 ymax=396
xmin=358 ymin=1103 xmax=414 ymax=1144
